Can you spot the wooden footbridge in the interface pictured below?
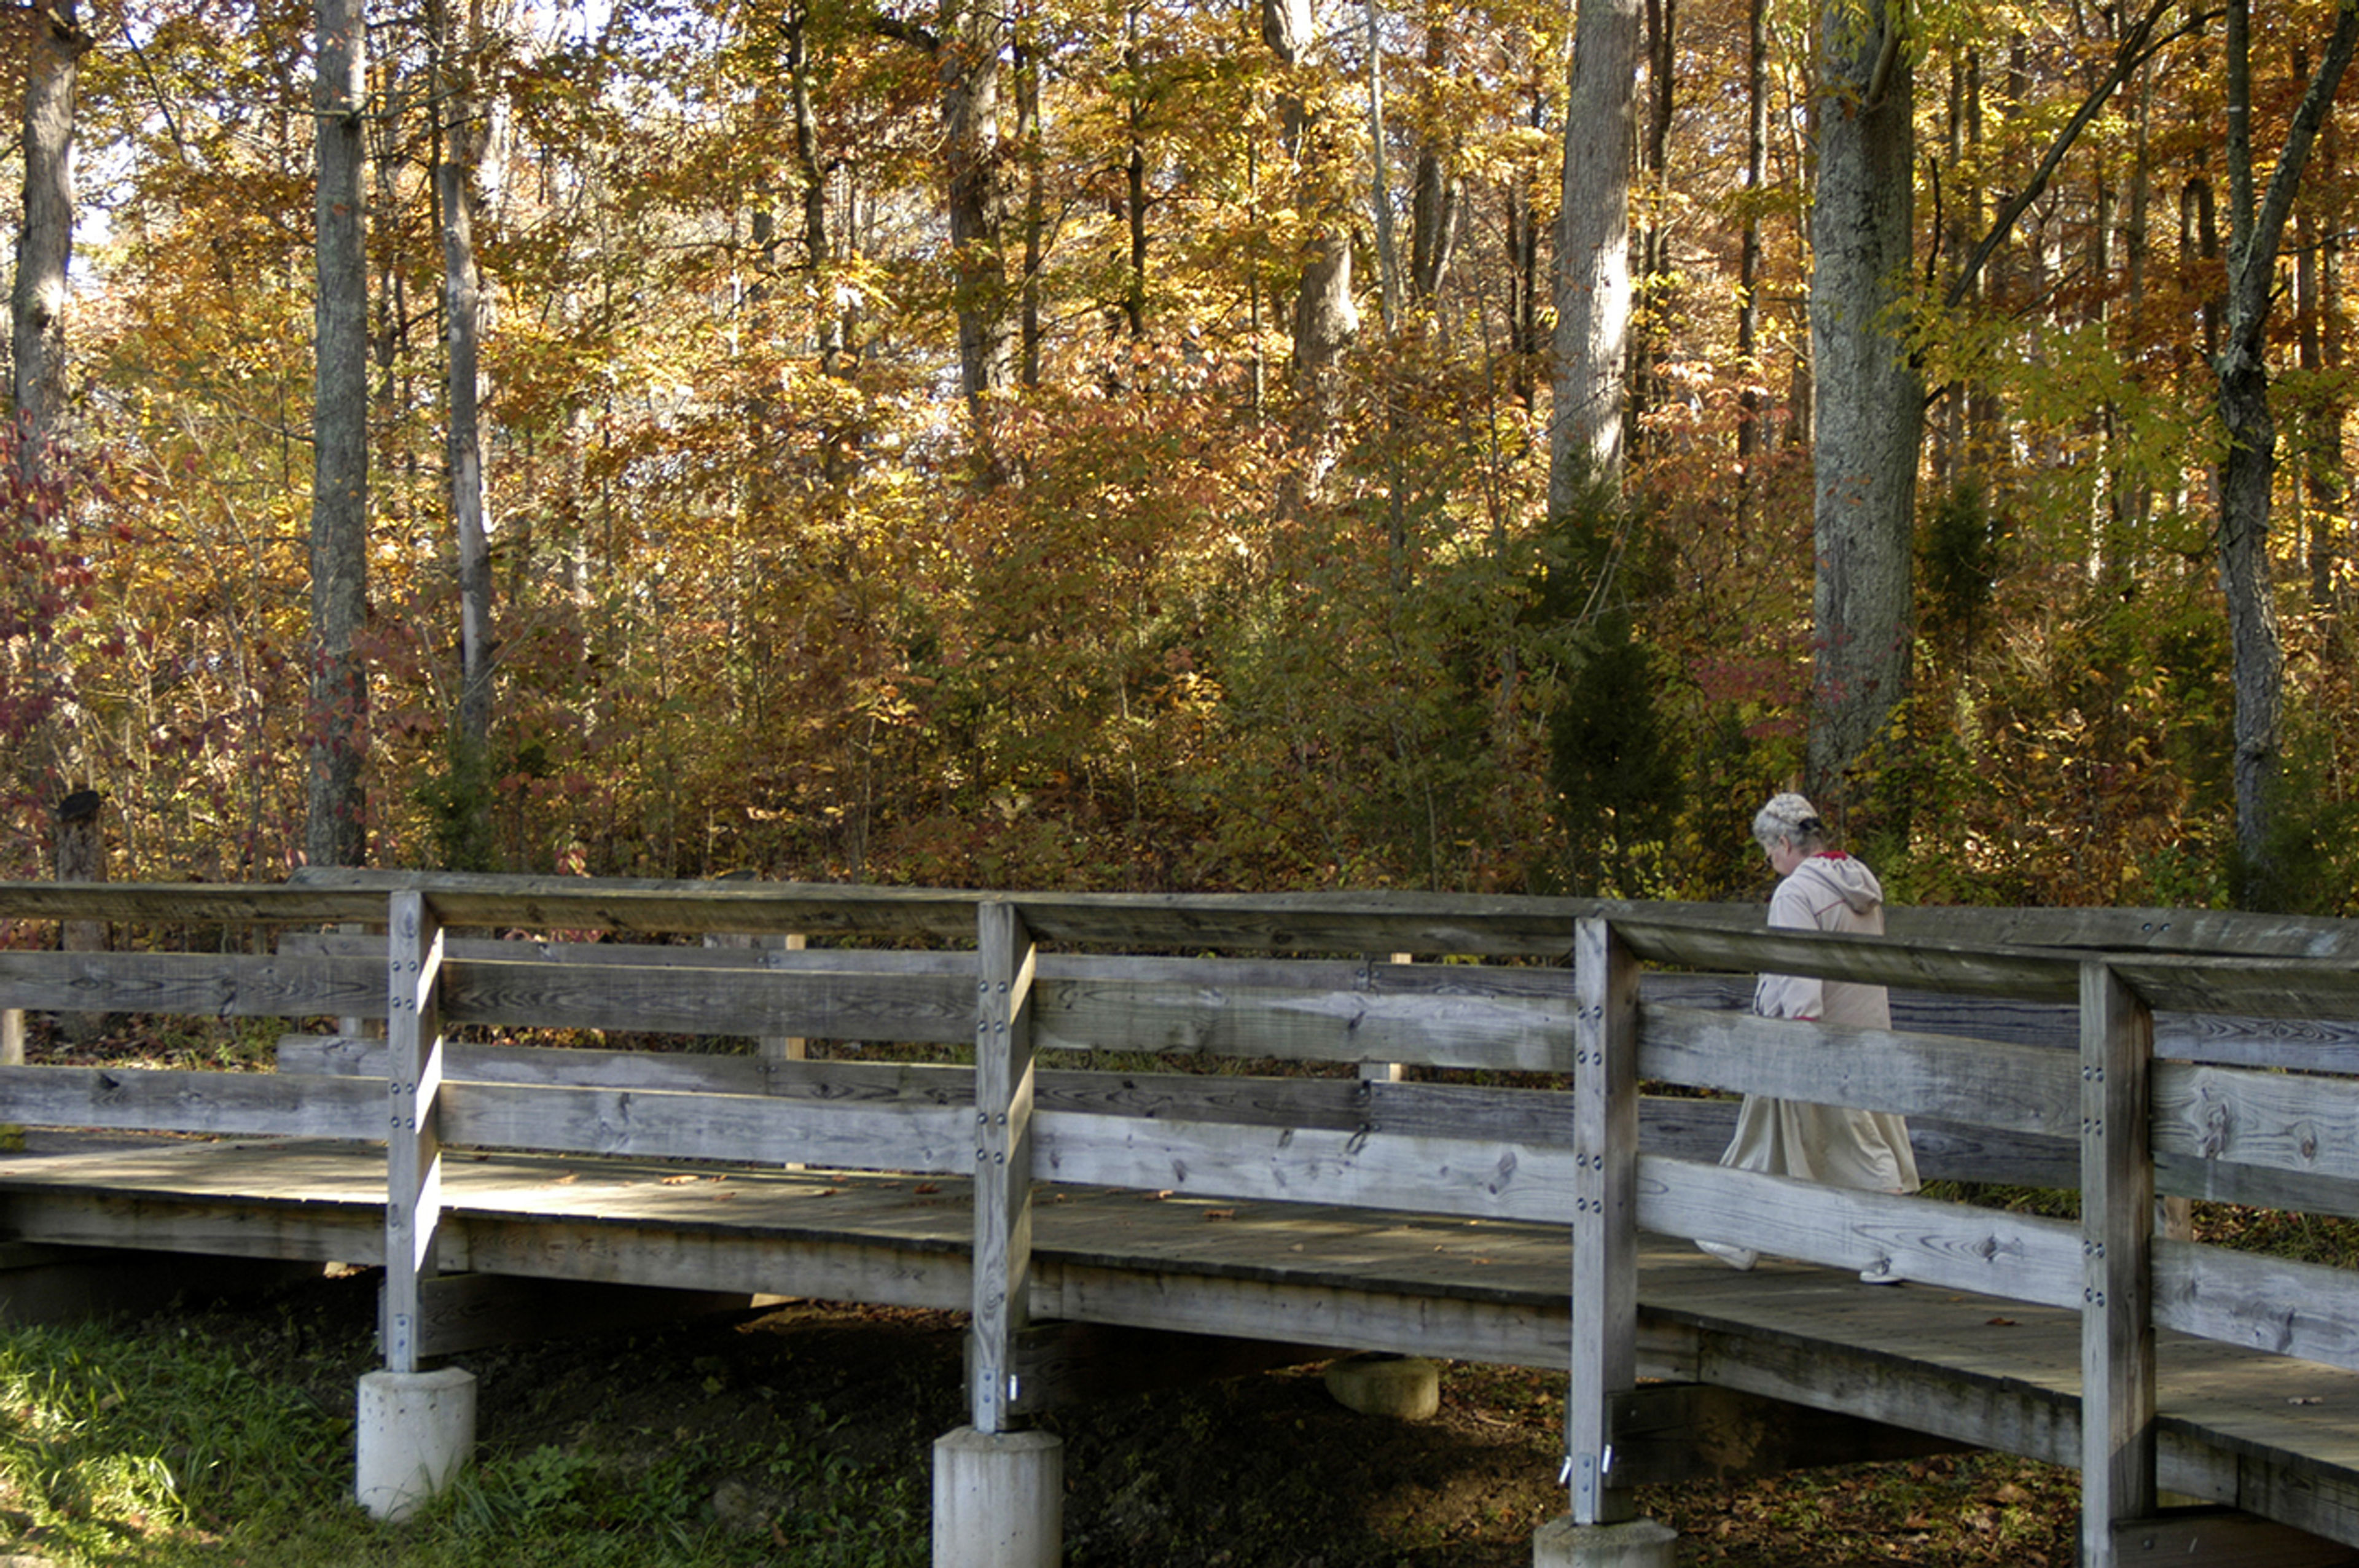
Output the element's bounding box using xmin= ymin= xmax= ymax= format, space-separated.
xmin=3 ymin=873 xmax=2359 ymax=1566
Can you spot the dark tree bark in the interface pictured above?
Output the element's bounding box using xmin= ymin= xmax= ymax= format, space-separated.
xmin=310 ymin=0 xmax=370 ymax=869
xmin=2215 ymin=0 xmax=2359 ymax=900
xmin=1805 ymin=0 xmax=1920 ymax=800
xmin=1549 ymin=0 xmax=1640 ymax=505
xmin=1407 ymin=4 xmax=1459 ymax=302
xmin=12 ymin=0 xmax=87 ymax=470
xmin=1735 ymin=0 xmax=1767 ymax=480
xmin=1264 ymin=0 xmax=1356 ymax=384
xmin=1015 ymin=24 xmax=1044 ymax=384
xmin=942 ymin=0 xmax=1012 ymax=412
xmin=787 ymin=3 xmax=843 ymax=373
xmin=1264 ymin=0 xmax=1356 ymax=513
xmin=432 ymin=0 xmax=493 ymax=866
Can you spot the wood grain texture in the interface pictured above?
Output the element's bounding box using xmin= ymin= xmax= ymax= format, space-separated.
xmin=1637 ymin=1154 xmax=2086 ymax=1305
xmin=1031 ymin=1110 xmax=1575 ymax=1223
xmin=970 ymin=900 xmax=1038 ymax=1432
xmin=383 ymin=891 xmax=446 ymax=1375
xmin=2084 ymin=960 xmax=2160 ymax=1566
xmin=1570 ymin=918 xmax=1640 ymax=1523
xmin=437 ymin=1081 xmax=974 ymax=1173
xmin=2154 ymin=1063 xmax=2359 ymax=1186
xmin=2153 ymin=1240 xmax=2359 ymax=1373
xmin=0 ymin=951 xmax=380 ymax=1018
xmin=4 ymin=1139 xmax=2359 ymax=1547
xmin=0 ymin=1065 xmax=380 ymax=1138
xmin=1639 ymin=1005 xmax=2077 ymax=1133
xmin=1611 ymin=919 xmax=2086 ymax=1000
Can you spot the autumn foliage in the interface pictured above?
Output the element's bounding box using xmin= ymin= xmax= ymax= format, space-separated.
xmin=9 ymin=0 xmax=2359 ymax=911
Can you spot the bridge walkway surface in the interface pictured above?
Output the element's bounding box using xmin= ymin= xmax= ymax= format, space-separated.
xmin=4 ymin=1131 xmax=2357 ymax=1558
xmin=7 ymin=875 xmax=2359 ymax=1565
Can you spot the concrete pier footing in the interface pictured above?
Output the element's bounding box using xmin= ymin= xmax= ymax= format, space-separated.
xmin=1532 ymin=1515 xmax=1680 ymax=1567
xmin=932 ymin=1426 xmax=1063 ymax=1568
xmin=355 ymin=1367 xmax=477 ymax=1522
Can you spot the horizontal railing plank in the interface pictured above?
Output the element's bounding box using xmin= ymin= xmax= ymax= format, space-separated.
xmin=20 ymin=873 xmax=2359 ymax=963
xmin=278 ymin=869 xmax=1740 ymax=954
xmin=2154 ymin=1239 xmax=2359 ymax=1374
xmin=436 ymin=1082 xmax=971 ymax=1175
xmin=1036 ymin=961 xmax=1572 ymax=1071
xmin=0 ymin=1064 xmax=381 ymax=1139
xmin=1638 ymin=1005 xmax=2078 ymax=1136
xmin=1613 ymin=920 xmax=2087 ymax=1002
xmin=2116 ymin=957 xmax=2359 ymax=1021
xmin=287 ymin=929 xmax=979 ymax=977
xmin=1031 ymin=1110 xmax=1576 ymax=1223
xmin=1636 ymin=1155 xmax=2085 ymax=1308
xmin=2154 ymin=1013 xmax=2359 ymax=1073
xmin=308 ymin=948 xmax=1578 ymax=1069
xmin=281 ymin=1036 xmax=783 ymax=1094
xmin=438 ymin=959 xmax=974 ymax=1043
xmin=2153 ymin=1063 xmax=2359 ymax=1188
xmin=0 ymin=952 xmax=381 ymax=1019
xmin=1885 ymin=904 xmax=2359 ymax=960
xmin=270 ymin=1037 xmax=2094 ymax=1192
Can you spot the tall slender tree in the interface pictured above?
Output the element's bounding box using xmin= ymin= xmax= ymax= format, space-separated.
xmin=2214 ymin=0 xmax=2359 ymax=900
xmin=1549 ymin=0 xmax=1640 ymax=505
xmin=13 ymin=0 xmax=88 ymax=470
xmin=310 ymin=0 xmax=370 ymax=868
xmin=432 ymin=0 xmax=494 ymax=867
xmin=1805 ymin=0 xmax=1920 ymax=803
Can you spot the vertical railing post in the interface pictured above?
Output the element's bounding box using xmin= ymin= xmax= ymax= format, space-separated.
xmin=383 ymin=891 xmax=447 ymax=1375
xmin=970 ymin=899 xmax=1038 ymax=1433
xmin=0 ymin=1007 xmax=23 ymax=1151
xmin=934 ymin=900 xmax=1059 ymax=1568
xmin=2080 ymin=958 xmax=2157 ymax=1568
xmin=357 ymin=889 xmax=473 ymax=1522
xmin=1568 ymin=916 xmax=1640 ymax=1525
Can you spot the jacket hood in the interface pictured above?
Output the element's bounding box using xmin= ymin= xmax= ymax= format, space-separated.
xmin=1792 ymin=851 xmax=1883 ymax=914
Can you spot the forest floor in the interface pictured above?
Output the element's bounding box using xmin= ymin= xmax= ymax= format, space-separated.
xmin=166 ymin=1262 xmax=2086 ymax=1568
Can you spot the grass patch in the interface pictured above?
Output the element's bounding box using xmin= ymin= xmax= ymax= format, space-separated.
xmin=0 ymin=1312 xmax=928 ymax=1568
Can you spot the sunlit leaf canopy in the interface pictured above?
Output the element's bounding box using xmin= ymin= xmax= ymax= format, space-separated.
xmin=3 ymin=0 xmax=2355 ymax=910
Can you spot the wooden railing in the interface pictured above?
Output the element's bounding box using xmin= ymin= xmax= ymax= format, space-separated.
xmin=0 ymin=873 xmax=2355 ymax=1566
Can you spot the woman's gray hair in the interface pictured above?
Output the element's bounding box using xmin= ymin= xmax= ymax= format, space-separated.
xmin=1751 ymin=792 xmax=1827 ymax=853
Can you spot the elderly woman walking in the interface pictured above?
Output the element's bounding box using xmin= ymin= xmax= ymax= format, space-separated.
xmin=1696 ymin=792 xmax=1920 ymax=1279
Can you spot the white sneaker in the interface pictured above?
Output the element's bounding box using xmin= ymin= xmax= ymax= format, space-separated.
xmin=1696 ymin=1239 xmax=1758 ymax=1271
xmin=1858 ymin=1260 xmax=1903 ymax=1285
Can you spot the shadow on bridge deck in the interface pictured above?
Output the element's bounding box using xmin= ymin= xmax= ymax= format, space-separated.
xmin=4 ymin=1131 xmax=2355 ymax=1548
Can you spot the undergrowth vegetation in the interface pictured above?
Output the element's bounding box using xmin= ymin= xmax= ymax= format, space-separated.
xmin=0 ymin=1282 xmax=2102 ymax=1568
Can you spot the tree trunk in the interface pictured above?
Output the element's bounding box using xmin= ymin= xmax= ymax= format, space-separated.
xmin=1264 ymin=0 xmax=1356 ymax=513
xmin=1549 ymin=0 xmax=1640 ymax=505
xmin=1124 ymin=1 xmax=1149 ymax=340
xmin=434 ymin=0 xmax=493 ymax=867
xmin=1264 ymin=0 xmax=1356 ymax=385
xmin=12 ymin=0 xmax=85 ymax=472
xmin=1407 ymin=4 xmax=1458 ymax=302
xmin=310 ymin=0 xmax=370 ymax=869
xmin=942 ymin=0 xmax=1011 ymax=414
xmin=1735 ymin=0 xmax=1767 ymax=478
xmin=788 ymin=4 xmax=842 ymax=373
xmin=1627 ymin=0 xmax=1674 ymax=459
xmin=1805 ymin=0 xmax=1922 ymax=802
xmin=1365 ymin=0 xmax=1401 ymax=334
xmin=2215 ymin=0 xmax=2359 ymax=900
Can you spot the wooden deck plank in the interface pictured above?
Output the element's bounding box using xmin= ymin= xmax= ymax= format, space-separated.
xmin=4 ymin=1135 xmax=2359 ymax=1545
